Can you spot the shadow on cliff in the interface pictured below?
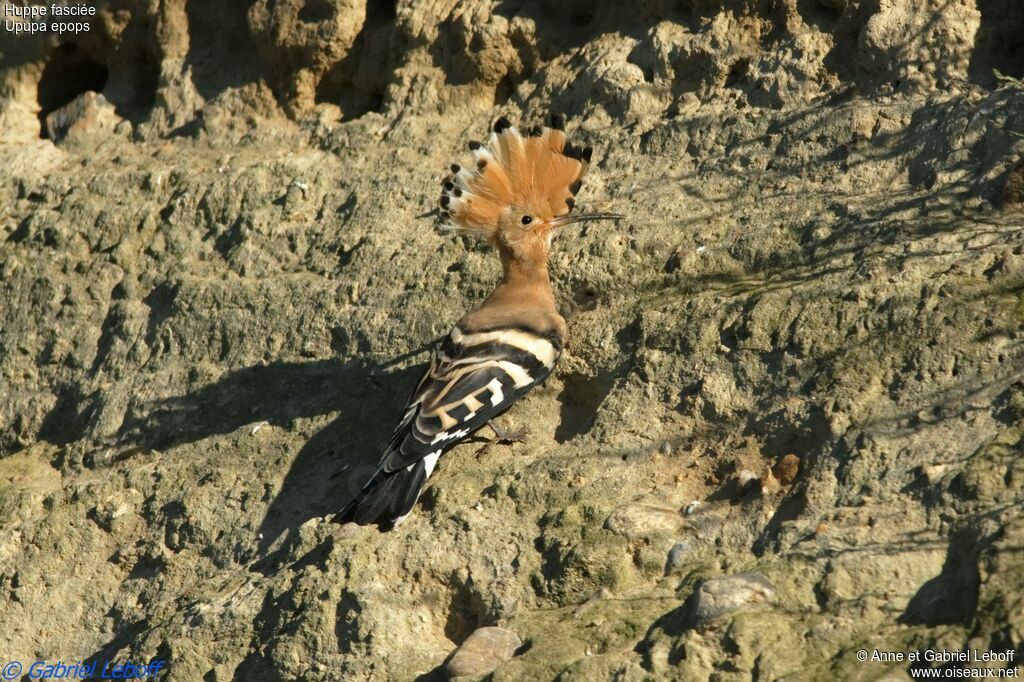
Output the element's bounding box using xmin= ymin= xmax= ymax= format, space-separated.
xmin=247 ymin=359 xmax=423 ymax=567
xmin=115 ymin=350 xmax=426 ymax=562
xmin=641 ymin=88 xmax=1024 ymax=302
xmin=969 ymin=0 xmax=1024 ymax=86
xmin=184 ymin=0 xmax=262 ymax=101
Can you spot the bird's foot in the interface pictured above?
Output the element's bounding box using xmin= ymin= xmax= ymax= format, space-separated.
xmin=488 ymin=420 xmax=530 ymax=444
xmin=475 ymin=420 xmax=531 ymax=458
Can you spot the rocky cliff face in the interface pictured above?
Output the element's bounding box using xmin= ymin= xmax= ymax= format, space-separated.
xmin=1 ymin=0 xmax=1023 ymax=679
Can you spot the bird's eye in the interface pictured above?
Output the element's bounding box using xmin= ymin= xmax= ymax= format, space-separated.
xmin=521 ymin=215 xmax=533 ymax=225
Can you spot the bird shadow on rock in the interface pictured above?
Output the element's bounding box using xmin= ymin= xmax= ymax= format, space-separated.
xmin=245 ymin=355 xmax=416 ymax=575
xmin=250 ymin=356 xmax=424 ymax=570
xmin=114 ymin=351 xmax=427 ymax=568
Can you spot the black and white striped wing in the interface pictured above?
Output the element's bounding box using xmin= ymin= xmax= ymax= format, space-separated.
xmin=381 ymin=324 xmax=563 ymax=473
xmin=337 ymin=323 xmax=562 ymax=526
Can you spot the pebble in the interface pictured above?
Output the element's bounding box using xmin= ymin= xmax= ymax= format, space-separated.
xmin=45 ymin=91 xmax=120 ymax=142
xmin=284 ymin=184 xmax=305 ymax=212
xmin=1001 ymin=157 xmax=1024 ymax=210
xmin=759 ymin=468 xmax=782 ymax=495
xmin=736 ymin=469 xmax=759 ymax=493
xmin=604 ymin=503 xmax=683 ymax=539
xmin=445 ymin=626 xmax=522 ymax=678
xmin=691 ymin=572 xmax=777 ymax=627
xmin=664 ymin=541 xmax=691 ymax=575
xmin=772 ymin=454 xmax=801 ymax=486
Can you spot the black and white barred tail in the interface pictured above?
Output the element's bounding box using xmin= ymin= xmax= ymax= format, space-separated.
xmin=335 ymin=322 xmax=562 ymax=527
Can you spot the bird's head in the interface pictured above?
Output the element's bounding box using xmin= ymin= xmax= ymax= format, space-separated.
xmin=439 ymin=115 xmax=621 ymax=266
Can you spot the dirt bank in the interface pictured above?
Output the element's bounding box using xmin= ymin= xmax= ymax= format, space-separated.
xmin=1 ymin=0 xmax=1023 ymax=679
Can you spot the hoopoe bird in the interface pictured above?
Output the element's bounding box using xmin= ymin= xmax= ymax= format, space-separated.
xmin=337 ymin=114 xmax=621 ymax=527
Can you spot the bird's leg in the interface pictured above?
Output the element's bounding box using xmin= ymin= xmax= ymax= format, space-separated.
xmin=488 ymin=419 xmax=530 ymax=444
xmin=475 ymin=420 xmax=531 ymax=458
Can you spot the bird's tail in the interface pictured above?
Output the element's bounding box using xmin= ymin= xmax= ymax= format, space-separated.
xmin=334 ymin=457 xmax=434 ymax=528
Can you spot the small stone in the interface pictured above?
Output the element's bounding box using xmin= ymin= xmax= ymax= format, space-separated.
xmin=736 ymin=469 xmax=758 ymax=493
xmin=921 ymin=463 xmax=948 ymax=484
xmin=691 ymin=572 xmax=777 ymax=627
xmin=772 ymin=454 xmax=801 ymax=486
xmin=678 ymin=92 xmax=701 ymax=114
xmin=664 ymin=542 xmax=691 ymax=575
xmin=45 ymin=91 xmax=121 ymax=142
xmin=284 ymin=184 xmax=305 ymax=212
xmin=445 ymin=626 xmax=522 ymax=678
xmin=89 ymin=499 xmax=131 ymax=532
xmin=604 ymin=503 xmax=683 ymax=539
xmin=759 ymin=467 xmax=781 ymax=495
xmin=1001 ymin=158 xmax=1024 ymax=211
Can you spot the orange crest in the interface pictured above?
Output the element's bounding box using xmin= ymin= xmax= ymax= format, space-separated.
xmin=439 ymin=115 xmax=592 ymax=241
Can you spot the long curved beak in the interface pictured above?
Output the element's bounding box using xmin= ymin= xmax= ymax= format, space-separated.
xmin=548 ymin=212 xmax=624 ymax=228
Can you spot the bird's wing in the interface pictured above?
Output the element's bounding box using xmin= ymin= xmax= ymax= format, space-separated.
xmin=378 ymin=323 xmax=562 ymax=473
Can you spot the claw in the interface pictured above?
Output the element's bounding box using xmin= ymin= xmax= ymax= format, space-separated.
xmin=488 ymin=420 xmax=530 ymax=444
xmin=475 ymin=420 xmax=530 ymax=458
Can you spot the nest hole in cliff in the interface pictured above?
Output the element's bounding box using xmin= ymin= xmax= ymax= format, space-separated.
xmin=299 ymin=0 xmax=335 ymax=23
xmin=313 ymin=0 xmax=394 ymax=120
xmin=495 ymin=0 xmax=610 ymax=56
xmin=794 ymin=0 xmax=841 ymax=33
xmin=970 ymin=0 xmax=1024 ymax=84
xmin=36 ymin=44 xmax=108 ymax=137
xmin=185 ymin=0 xmax=262 ymax=100
xmin=315 ymin=77 xmax=384 ymax=122
xmin=494 ymin=73 xmax=517 ymax=105
xmin=724 ymin=58 xmax=750 ymax=89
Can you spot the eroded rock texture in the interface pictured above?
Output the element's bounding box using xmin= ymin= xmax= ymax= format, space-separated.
xmin=1 ymin=0 xmax=1023 ymax=679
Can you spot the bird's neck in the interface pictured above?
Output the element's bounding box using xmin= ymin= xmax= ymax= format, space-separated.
xmin=501 ymin=255 xmax=550 ymax=286
xmin=493 ymin=255 xmax=556 ymax=308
